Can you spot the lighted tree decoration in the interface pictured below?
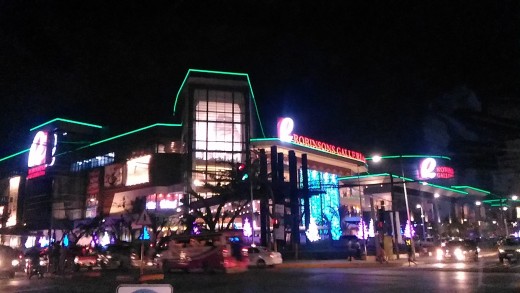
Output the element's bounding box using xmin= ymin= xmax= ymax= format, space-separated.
xmin=403 ymin=221 xmax=415 ymax=238
xmin=306 ymin=217 xmax=321 ymax=242
xmin=243 ymin=218 xmax=253 ymax=238
xmin=368 ymin=219 xmax=375 ymax=238
xmin=357 ymin=219 xmax=368 ymax=240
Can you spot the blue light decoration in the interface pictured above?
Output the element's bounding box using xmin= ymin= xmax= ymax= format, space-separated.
xmin=139 ymin=226 xmax=151 ymax=240
xmin=300 ymin=169 xmax=341 ymax=240
xmin=63 ymin=234 xmax=69 ymax=247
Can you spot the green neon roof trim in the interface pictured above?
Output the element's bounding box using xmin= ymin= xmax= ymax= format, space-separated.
xmin=30 ymin=118 xmax=103 ymax=131
xmin=421 ymin=182 xmax=468 ymax=194
xmin=0 ymin=148 xmax=29 ymax=163
xmin=366 ymin=155 xmax=451 ymax=161
xmin=451 ymin=186 xmax=491 ymax=194
xmin=338 ymin=173 xmax=390 ymax=180
xmin=250 ymin=138 xmax=279 ymax=142
xmin=173 ymin=69 xmax=266 ymax=138
xmin=77 ymin=123 xmax=182 ymax=150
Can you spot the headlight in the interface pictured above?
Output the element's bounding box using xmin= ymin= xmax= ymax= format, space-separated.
xmin=436 ymin=248 xmax=444 ymax=260
xmin=12 ymin=259 xmax=20 ymax=267
xmin=515 ymin=249 xmax=520 ymax=253
xmin=499 ymin=248 xmax=505 ymax=253
xmin=74 ymin=256 xmax=79 ymax=264
xmin=454 ymin=248 xmax=464 ymax=260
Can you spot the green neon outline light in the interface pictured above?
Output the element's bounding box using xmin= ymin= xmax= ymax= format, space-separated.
xmin=0 ymin=149 xmax=29 ymax=163
xmin=421 ymin=182 xmax=468 ymax=194
xmin=451 ymin=185 xmax=491 ymax=194
xmin=338 ymin=173 xmax=390 ymax=180
xmin=173 ymin=69 xmax=266 ymax=138
xmin=366 ymin=155 xmax=451 ymax=161
xmin=338 ymin=173 xmax=466 ymax=194
xmin=30 ymin=118 xmax=103 ymax=131
xmin=77 ymin=123 xmax=182 ymax=150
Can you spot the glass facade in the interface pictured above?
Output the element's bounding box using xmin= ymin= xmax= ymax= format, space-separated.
xmin=192 ymin=89 xmax=247 ymax=192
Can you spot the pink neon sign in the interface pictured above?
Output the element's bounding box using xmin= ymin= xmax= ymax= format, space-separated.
xmin=277 ymin=117 xmax=366 ymax=163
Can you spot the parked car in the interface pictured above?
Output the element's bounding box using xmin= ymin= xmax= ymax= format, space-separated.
xmin=436 ymin=239 xmax=479 ymax=262
xmin=98 ymin=243 xmax=134 ymax=270
xmin=498 ymin=237 xmax=520 ymax=263
xmin=247 ymin=246 xmax=283 ymax=268
xmin=0 ymin=245 xmax=20 ymax=278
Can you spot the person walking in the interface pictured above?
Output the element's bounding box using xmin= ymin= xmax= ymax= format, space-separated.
xmin=406 ymin=238 xmax=417 ymax=266
xmin=51 ymin=242 xmax=61 ymax=274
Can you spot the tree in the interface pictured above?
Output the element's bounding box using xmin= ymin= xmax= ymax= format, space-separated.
xmin=182 ymin=161 xmax=253 ymax=234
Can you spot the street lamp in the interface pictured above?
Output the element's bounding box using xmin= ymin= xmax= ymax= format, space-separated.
xmin=371 ymin=154 xmax=415 ymax=260
xmin=416 ymin=204 xmax=426 ymax=241
xmin=356 ymin=165 xmax=367 ymax=258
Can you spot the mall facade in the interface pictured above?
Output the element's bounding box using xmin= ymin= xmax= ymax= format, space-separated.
xmin=0 ymin=69 xmax=506 ymax=250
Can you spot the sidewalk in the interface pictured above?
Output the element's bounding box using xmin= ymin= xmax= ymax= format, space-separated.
xmin=278 ymin=254 xmax=427 ymax=269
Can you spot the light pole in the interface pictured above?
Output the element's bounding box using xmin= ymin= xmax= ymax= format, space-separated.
xmin=356 ymin=165 xmax=367 ymax=258
xmin=372 ymin=155 xmax=416 ymax=260
xmin=416 ymin=204 xmax=426 ymax=241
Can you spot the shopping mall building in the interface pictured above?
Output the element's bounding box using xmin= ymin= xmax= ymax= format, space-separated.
xmin=0 ymin=69 xmax=507 ymax=249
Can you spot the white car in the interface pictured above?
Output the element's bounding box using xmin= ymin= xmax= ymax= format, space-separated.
xmin=247 ymin=246 xmax=283 ymax=268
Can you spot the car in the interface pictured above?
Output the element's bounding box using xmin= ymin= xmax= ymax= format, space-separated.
xmin=498 ymin=237 xmax=520 ymax=263
xmin=72 ymin=247 xmax=99 ymax=271
xmin=0 ymin=245 xmax=20 ymax=278
xmin=98 ymin=243 xmax=135 ymax=270
xmin=247 ymin=246 xmax=282 ymax=268
xmin=436 ymin=239 xmax=479 ymax=262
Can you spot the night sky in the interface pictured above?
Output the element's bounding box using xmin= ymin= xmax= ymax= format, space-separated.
xmin=1 ymin=1 xmax=519 ymax=158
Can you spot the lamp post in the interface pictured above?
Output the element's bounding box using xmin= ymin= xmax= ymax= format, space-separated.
xmin=416 ymin=204 xmax=426 ymax=241
xmin=357 ymin=165 xmax=367 ymax=258
xmin=372 ymin=155 xmax=416 ymax=260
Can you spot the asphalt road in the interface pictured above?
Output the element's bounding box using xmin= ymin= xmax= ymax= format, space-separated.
xmin=1 ymin=255 xmax=519 ymax=293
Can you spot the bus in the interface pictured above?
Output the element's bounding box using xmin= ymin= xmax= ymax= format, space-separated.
xmin=156 ymin=230 xmax=248 ymax=273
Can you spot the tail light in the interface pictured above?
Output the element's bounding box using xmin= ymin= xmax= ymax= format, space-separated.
xmin=242 ymin=248 xmax=248 ymax=256
xmin=222 ymin=249 xmax=230 ymax=257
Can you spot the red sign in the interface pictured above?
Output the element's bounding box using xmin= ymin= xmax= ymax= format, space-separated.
xmin=27 ymin=165 xmax=46 ymax=179
xmin=292 ymin=134 xmax=366 ymax=163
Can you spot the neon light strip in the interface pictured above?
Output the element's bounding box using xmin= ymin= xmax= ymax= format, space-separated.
xmin=77 ymin=123 xmax=182 ymax=149
xmin=30 ymin=118 xmax=102 ymax=131
xmin=366 ymin=155 xmax=452 ymax=161
xmin=251 ymin=138 xmax=366 ymax=164
xmin=173 ymin=69 xmax=266 ymax=138
xmin=420 ymin=182 xmax=468 ymax=194
xmin=338 ymin=173 xmax=467 ymax=194
xmin=337 ymin=173 xmax=390 ymax=180
xmin=0 ymin=149 xmax=30 ymax=162
xmin=451 ymin=185 xmax=491 ymax=194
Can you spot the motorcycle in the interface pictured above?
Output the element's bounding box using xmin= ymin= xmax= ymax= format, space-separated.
xmin=25 ymin=256 xmax=47 ymax=279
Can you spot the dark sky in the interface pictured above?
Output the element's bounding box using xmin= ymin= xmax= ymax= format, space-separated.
xmin=1 ymin=1 xmax=519 ymax=158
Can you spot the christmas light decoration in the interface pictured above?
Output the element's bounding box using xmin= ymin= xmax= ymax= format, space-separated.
xmin=306 ymin=217 xmax=321 ymax=242
xmin=243 ymin=218 xmax=253 ymax=238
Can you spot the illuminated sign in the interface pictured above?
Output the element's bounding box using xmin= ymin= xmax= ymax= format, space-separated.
xmin=146 ymin=193 xmax=183 ymax=210
xmin=125 ymin=155 xmax=151 ymax=186
xmin=277 ymin=117 xmax=366 ymax=163
xmin=277 ymin=117 xmax=294 ymax=142
xmin=419 ymin=158 xmax=454 ymax=180
xmin=27 ymin=130 xmax=57 ymax=179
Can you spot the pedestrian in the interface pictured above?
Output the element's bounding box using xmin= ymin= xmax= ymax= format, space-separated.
xmin=51 ymin=241 xmax=61 ymax=274
xmin=59 ymin=244 xmax=67 ymax=274
xmin=406 ymin=238 xmax=417 ymax=266
xmin=347 ymin=239 xmax=353 ymax=261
